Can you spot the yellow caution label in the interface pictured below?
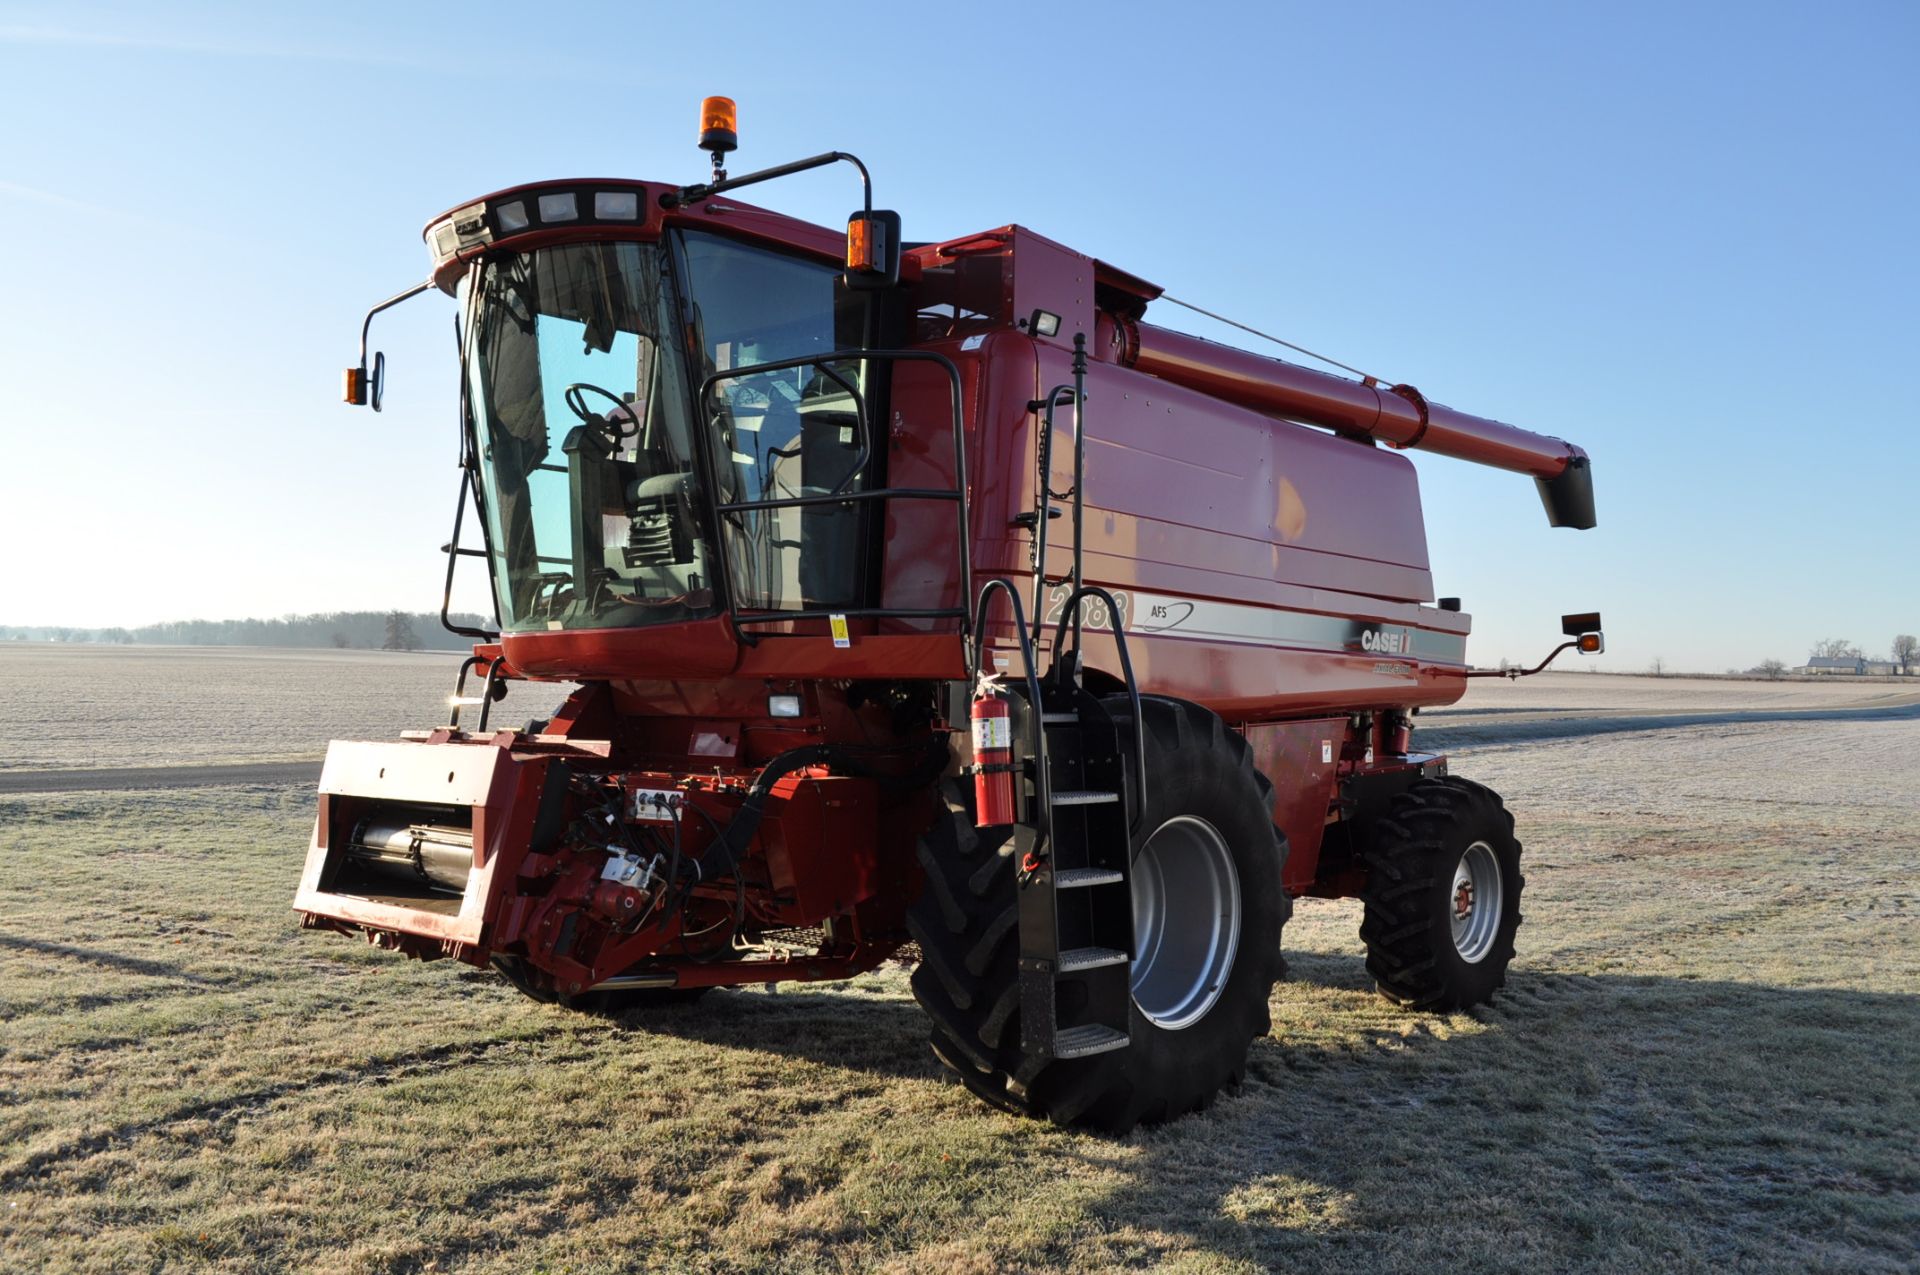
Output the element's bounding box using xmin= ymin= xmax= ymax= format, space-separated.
xmin=830 ymin=613 xmax=851 ymax=649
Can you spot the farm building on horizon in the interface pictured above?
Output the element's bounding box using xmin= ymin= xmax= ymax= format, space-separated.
xmin=1799 ymin=656 xmax=1900 ymax=675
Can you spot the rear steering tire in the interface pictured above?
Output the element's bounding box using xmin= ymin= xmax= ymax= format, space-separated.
xmin=1360 ymin=776 xmax=1523 ymax=1010
xmin=909 ymin=696 xmax=1288 ymax=1131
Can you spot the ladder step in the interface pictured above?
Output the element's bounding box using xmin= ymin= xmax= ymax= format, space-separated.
xmin=447 ymin=696 xmax=489 ymax=706
xmin=1057 ymin=946 xmax=1128 ymax=972
xmin=1054 ymin=868 xmax=1124 ymax=889
xmin=1051 ymin=790 xmax=1119 ymax=807
xmin=1053 ymin=1023 xmax=1130 ymax=1058
xmin=1041 ymin=712 xmax=1080 ymax=725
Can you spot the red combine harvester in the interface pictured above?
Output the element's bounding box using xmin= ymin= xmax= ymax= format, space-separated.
xmin=298 ymin=99 xmax=1600 ymax=1129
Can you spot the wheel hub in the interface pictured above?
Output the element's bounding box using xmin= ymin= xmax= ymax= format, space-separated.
xmin=1449 ymin=841 xmax=1502 ymax=964
xmin=1130 ymin=815 xmax=1241 ymax=1031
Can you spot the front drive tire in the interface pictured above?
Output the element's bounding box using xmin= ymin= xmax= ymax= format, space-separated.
xmin=1360 ymin=776 xmax=1523 ymax=1011
xmin=909 ymin=696 xmax=1288 ymax=1131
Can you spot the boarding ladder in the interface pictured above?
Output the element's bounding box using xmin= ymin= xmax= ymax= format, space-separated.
xmin=971 ymin=333 xmax=1148 ymax=1061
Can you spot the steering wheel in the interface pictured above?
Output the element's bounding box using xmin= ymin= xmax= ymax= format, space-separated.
xmin=563 ymin=382 xmax=639 ymax=451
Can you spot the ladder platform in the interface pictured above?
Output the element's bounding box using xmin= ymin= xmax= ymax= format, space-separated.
xmin=1058 ymin=945 xmax=1128 ymax=972
xmin=1054 ymin=868 xmax=1124 ymax=889
xmin=1053 ymin=1023 xmax=1130 ymax=1058
xmin=1051 ymin=789 xmax=1119 ymax=807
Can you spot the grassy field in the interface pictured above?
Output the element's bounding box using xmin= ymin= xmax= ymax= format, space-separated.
xmin=0 ymin=669 xmax=1916 ymax=1272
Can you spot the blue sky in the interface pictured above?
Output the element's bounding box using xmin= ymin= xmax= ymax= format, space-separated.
xmin=0 ymin=1 xmax=1913 ymax=671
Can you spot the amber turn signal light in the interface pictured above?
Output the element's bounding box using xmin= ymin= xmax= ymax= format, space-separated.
xmin=699 ymin=96 xmax=737 ymax=154
xmin=843 ymin=210 xmax=901 ymax=290
xmin=343 ymin=366 xmax=367 ymax=406
xmin=1577 ymin=633 xmax=1604 ymax=654
xmin=846 ymin=217 xmax=875 ymax=272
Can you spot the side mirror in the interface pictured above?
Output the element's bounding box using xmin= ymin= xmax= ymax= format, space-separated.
xmin=343 ymin=352 xmax=388 ymax=410
xmin=844 ymin=209 xmax=902 ymax=290
xmin=1562 ymin=611 xmax=1603 ymax=654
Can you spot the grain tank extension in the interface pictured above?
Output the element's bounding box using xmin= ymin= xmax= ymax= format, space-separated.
xmin=297 ymin=99 xmax=1601 ymax=1129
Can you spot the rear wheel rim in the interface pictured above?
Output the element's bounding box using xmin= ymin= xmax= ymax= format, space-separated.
xmin=1130 ymin=816 xmax=1242 ymax=1030
xmin=1450 ymin=841 xmax=1502 ymax=963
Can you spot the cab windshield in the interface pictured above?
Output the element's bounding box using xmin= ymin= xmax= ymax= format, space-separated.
xmin=462 ymin=234 xmax=873 ymax=633
xmin=465 ymin=241 xmax=710 ymax=631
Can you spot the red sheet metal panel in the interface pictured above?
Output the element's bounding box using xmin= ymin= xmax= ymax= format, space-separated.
xmin=1241 ymin=718 xmax=1346 ymax=890
xmin=294 ymin=739 xmax=551 ymax=958
xmin=1050 ymin=350 xmax=1436 ymax=603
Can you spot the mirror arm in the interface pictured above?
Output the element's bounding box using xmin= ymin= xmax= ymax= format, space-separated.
xmin=347 ymin=280 xmax=435 ymax=407
xmin=358 ymin=280 xmax=435 ymax=369
xmin=1465 ymin=638 xmax=1583 ymax=680
xmin=663 ymin=150 xmax=871 ymax=217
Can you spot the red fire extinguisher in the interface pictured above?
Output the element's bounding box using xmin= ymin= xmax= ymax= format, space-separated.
xmin=971 ymin=680 xmax=1016 ymax=828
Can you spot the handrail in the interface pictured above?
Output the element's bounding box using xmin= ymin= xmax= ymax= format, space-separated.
xmin=1033 ymin=336 xmax=1148 ymax=832
xmin=971 ymin=579 xmax=1050 ymax=843
xmin=447 ymin=655 xmax=508 ymax=730
xmin=936 ymin=231 xmax=1013 ymax=259
xmin=1048 ymin=585 xmax=1149 ymax=834
xmin=1067 ymin=334 xmax=1090 ymax=652
xmin=1028 ymin=383 xmax=1075 ymax=644
xmin=699 ymin=348 xmax=972 ymax=640
xmin=438 ymin=467 xmax=498 ymax=641
xmin=715 ymin=486 xmax=958 ymax=515
xmin=733 ymin=605 xmax=966 ymax=628
xmin=703 ymin=359 xmax=872 ymax=500
xmin=442 ymin=294 xmax=501 ymax=642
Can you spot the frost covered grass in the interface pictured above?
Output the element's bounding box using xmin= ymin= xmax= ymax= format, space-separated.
xmin=0 ymin=645 xmax=580 ymax=775
xmin=0 ymin=646 xmax=469 ymax=771
xmin=0 ymin=681 xmax=1916 ymax=1272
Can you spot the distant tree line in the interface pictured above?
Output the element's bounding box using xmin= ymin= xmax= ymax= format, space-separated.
xmin=0 ymin=611 xmax=493 ymax=652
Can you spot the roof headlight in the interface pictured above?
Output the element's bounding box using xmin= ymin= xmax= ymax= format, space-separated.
xmin=425 ymin=200 xmax=492 ymax=270
xmin=594 ymin=190 xmax=639 ymax=220
xmin=495 ymin=200 xmax=530 ymax=233
xmin=424 ymin=185 xmax=649 ymax=276
xmin=428 ymin=220 xmax=460 ymax=262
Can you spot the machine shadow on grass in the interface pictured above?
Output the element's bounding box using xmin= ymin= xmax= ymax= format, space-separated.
xmin=580 ymin=977 xmax=946 ymax=1082
xmin=611 ymin=957 xmax=1920 ymax=1269
xmin=0 ymin=932 xmax=225 ymax=986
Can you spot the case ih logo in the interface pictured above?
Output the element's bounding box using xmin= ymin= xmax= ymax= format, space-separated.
xmin=1358 ymin=627 xmax=1408 ymax=655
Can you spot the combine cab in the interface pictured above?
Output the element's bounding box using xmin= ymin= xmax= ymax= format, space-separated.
xmin=297 ymin=98 xmax=1600 ymax=1129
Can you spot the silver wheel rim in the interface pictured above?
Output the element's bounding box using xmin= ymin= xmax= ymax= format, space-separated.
xmin=1450 ymin=841 xmax=1503 ymax=963
xmin=1130 ymin=815 xmax=1242 ymax=1030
